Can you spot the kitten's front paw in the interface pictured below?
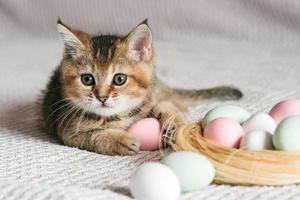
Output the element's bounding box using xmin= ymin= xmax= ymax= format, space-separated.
xmin=158 ymin=112 xmax=186 ymax=146
xmin=159 ymin=113 xmax=185 ymax=133
xmin=93 ymin=131 xmax=139 ymax=156
xmin=95 ymin=132 xmax=139 ymax=156
xmin=152 ymin=101 xmax=187 ymax=147
xmin=113 ymin=133 xmax=140 ymax=156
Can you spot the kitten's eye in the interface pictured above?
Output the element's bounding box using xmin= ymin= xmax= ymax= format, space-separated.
xmin=81 ymin=74 xmax=95 ymax=86
xmin=113 ymin=73 xmax=127 ymax=86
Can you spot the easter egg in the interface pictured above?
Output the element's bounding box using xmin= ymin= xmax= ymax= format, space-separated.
xmin=203 ymin=105 xmax=250 ymax=127
xmin=273 ymin=116 xmax=300 ymax=151
xmin=269 ymin=99 xmax=300 ymax=124
xmin=161 ymin=151 xmax=215 ymax=192
xmin=242 ymin=112 xmax=276 ymax=134
xmin=128 ymin=118 xmax=161 ymax=151
xmin=130 ymin=162 xmax=180 ymax=200
xmin=204 ymin=117 xmax=245 ymax=148
xmin=240 ymin=130 xmax=273 ymax=151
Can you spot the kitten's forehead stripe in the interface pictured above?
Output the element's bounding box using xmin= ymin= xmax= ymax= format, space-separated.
xmin=105 ymin=67 xmax=114 ymax=84
xmin=91 ymin=35 xmax=121 ymax=66
xmin=96 ymin=49 xmax=100 ymax=59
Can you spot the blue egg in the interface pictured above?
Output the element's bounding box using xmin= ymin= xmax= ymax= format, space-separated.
xmin=203 ymin=105 xmax=250 ymax=127
xmin=273 ymin=116 xmax=300 ymax=151
xmin=161 ymin=151 xmax=215 ymax=192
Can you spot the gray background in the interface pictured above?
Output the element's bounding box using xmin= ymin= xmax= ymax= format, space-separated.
xmin=1 ymin=0 xmax=300 ymax=199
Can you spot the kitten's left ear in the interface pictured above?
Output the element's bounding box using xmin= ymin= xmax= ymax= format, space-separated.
xmin=125 ymin=19 xmax=153 ymax=62
xmin=57 ymin=19 xmax=88 ymax=57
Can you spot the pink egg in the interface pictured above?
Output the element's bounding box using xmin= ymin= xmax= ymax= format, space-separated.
xmin=128 ymin=118 xmax=161 ymax=151
xmin=204 ymin=117 xmax=245 ymax=148
xmin=269 ymin=99 xmax=300 ymax=124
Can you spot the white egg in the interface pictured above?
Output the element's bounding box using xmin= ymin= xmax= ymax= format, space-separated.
xmin=130 ymin=162 xmax=181 ymax=200
xmin=240 ymin=130 xmax=273 ymax=150
xmin=242 ymin=112 xmax=276 ymax=134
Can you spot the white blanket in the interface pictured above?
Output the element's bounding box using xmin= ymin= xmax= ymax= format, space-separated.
xmin=1 ymin=0 xmax=300 ymax=199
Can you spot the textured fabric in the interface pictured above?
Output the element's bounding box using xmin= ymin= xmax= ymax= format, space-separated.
xmin=1 ymin=0 xmax=300 ymax=199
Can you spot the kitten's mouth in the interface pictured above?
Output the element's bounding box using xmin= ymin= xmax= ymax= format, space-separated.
xmin=100 ymin=103 xmax=111 ymax=108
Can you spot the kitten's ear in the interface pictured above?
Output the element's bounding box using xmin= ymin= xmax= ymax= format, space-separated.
xmin=57 ymin=19 xmax=87 ymax=57
xmin=125 ymin=19 xmax=153 ymax=62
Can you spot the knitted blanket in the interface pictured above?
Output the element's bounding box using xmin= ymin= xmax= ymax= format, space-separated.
xmin=1 ymin=0 xmax=300 ymax=199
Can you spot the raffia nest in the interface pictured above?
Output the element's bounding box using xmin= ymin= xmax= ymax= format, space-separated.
xmin=170 ymin=121 xmax=300 ymax=186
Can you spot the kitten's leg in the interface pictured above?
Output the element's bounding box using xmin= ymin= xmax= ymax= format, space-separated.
xmin=61 ymin=129 xmax=139 ymax=156
xmin=151 ymin=101 xmax=187 ymax=146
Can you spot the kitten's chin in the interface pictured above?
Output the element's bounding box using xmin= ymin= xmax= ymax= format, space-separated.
xmin=78 ymin=97 xmax=144 ymax=117
xmin=93 ymin=103 xmax=142 ymax=117
xmin=92 ymin=107 xmax=122 ymax=117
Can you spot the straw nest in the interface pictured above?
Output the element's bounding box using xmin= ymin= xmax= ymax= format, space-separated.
xmin=170 ymin=121 xmax=300 ymax=186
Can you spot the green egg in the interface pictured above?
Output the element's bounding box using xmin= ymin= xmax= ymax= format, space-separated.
xmin=203 ymin=105 xmax=251 ymax=127
xmin=161 ymin=151 xmax=215 ymax=192
xmin=273 ymin=116 xmax=300 ymax=151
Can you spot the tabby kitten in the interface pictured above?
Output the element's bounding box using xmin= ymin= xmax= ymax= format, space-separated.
xmin=42 ymin=19 xmax=242 ymax=156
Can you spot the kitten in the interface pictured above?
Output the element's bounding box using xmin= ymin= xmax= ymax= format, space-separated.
xmin=41 ymin=19 xmax=242 ymax=156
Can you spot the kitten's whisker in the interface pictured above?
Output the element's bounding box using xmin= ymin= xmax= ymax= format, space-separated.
xmin=62 ymin=105 xmax=83 ymax=135
xmin=75 ymin=103 xmax=89 ymax=136
xmin=49 ymin=103 xmax=79 ymax=129
xmin=49 ymin=97 xmax=73 ymax=108
xmin=42 ymin=85 xmax=75 ymax=93
xmin=46 ymin=101 xmax=74 ymax=122
xmin=58 ymin=102 xmax=83 ymax=132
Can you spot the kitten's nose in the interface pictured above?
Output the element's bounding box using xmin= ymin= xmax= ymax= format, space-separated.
xmin=97 ymin=96 xmax=109 ymax=103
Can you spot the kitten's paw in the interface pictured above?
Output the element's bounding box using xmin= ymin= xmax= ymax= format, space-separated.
xmin=93 ymin=131 xmax=139 ymax=156
xmin=156 ymin=111 xmax=186 ymax=148
xmin=152 ymin=101 xmax=187 ymax=147
xmin=159 ymin=113 xmax=185 ymax=133
xmin=113 ymin=133 xmax=140 ymax=156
